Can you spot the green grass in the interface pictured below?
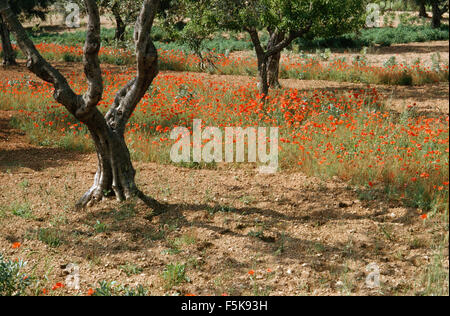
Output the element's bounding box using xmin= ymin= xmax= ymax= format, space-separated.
xmin=0 ymin=202 xmax=34 ymax=220
xmin=30 ymin=228 xmax=63 ymax=248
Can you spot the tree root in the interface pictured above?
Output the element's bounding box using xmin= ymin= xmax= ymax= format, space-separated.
xmin=76 ymin=186 xmax=167 ymax=216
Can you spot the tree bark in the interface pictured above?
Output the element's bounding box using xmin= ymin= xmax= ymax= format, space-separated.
xmin=431 ymin=2 xmax=441 ymax=28
xmin=419 ymin=2 xmax=428 ymax=17
xmin=247 ymin=28 xmax=269 ymax=97
xmin=266 ymin=30 xmax=284 ymax=89
xmin=267 ymin=53 xmax=281 ymax=89
xmin=112 ymin=4 xmax=126 ymax=41
xmin=0 ymin=0 xmax=164 ymax=213
xmin=257 ymin=56 xmax=269 ymax=97
xmin=77 ymin=111 xmax=152 ymax=207
xmin=0 ymin=16 xmax=16 ymax=66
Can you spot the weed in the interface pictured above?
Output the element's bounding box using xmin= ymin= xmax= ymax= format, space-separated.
xmin=162 ymin=263 xmax=190 ymax=289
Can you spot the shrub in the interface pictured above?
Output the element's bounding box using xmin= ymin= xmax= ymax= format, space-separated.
xmin=0 ymin=254 xmax=31 ymax=296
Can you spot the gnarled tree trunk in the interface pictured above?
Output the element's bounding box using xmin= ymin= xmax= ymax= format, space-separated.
xmin=0 ymin=16 xmax=16 ymax=66
xmin=0 ymin=0 xmax=164 ymax=212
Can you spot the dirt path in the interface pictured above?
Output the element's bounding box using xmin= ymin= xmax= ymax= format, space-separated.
xmin=0 ymin=110 xmax=447 ymax=296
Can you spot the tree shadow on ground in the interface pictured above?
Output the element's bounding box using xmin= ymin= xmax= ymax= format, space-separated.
xmin=67 ymin=178 xmax=419 ymax=276
xmin=0 ymin=147 xmax=87 ymax=172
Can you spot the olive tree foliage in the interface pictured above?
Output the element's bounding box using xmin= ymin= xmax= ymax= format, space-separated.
xmin=1 ymin=0 xmax=54 ymax=66
xmin=183 ymin=0 xmax=366 ymax=97
xmin=0 ymin=0 xmax=166 ymax=212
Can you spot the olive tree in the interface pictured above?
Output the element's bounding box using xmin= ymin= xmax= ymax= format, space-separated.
xmin=0 ymin=0 xmax=165 ymax=211
xmin=185 ymin=0 xmax=366 ymax=97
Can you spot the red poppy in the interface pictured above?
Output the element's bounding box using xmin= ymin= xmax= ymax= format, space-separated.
xmin=52 ymin=283 xmax=65 ymax=290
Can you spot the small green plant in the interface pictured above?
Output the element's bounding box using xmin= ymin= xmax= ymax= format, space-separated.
xmin=10 ymin=203 xmax=34 ymax=220
xmin=37 ymin=228 xmax=62 ymax=248
xmin=162 ymin=263 xmax=190 ymax=290
xmin=274 ymin=232 xmax=287 ymax=256
xmin=94 ymin=220 xmax=108 ymax=233
xmin=0 ymin=254 xmax=31 ymax=296
xmin=62 ymin=53 xmax=81 ymax=63
xmin=92 ymin=281 xmax=148 ymax=296
xmin=207 ymin=204 xmax=235 ymax=216
xmin=119 ymin=263 xmax=143 ymax=277
xmin=174 ymin=234 xmax=197 ymax=247
xmin=18 ymin=179 xmax=30 ymax=189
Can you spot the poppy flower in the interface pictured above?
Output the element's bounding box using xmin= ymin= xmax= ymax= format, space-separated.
xmin=52 ymin=283 xmax=65 ymax=290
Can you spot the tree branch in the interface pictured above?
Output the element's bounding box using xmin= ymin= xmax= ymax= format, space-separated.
xmin=105 ymin=0 xmax=160 ymax=134
xmin=77 ymin=0 xmax=103 ymax=120
xmin=0 ymin=0 xmax=82 ymax=115
xmin=246 ymin=27 xmax=265 ymax=59
xmin=265 ymin=24 xmax=311 ymax=58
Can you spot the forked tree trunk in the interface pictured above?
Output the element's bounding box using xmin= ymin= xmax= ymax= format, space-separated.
xmin=247 ymin=27 xmax=310 ymax=98
xmin=77 ymin=113 xmax=136 ymax=206
xmin=1 ymin=0 xmax=164 ymax=213
xmin=0 ymin=17 xmax=16 ymax=66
